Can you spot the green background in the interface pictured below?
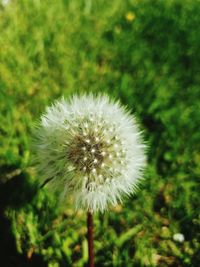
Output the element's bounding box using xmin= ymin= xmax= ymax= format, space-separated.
xmin=0 ymin=0 xmax=199 ymax=266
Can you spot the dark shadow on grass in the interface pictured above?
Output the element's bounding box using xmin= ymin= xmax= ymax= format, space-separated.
xmin=0 ymin=167 xmax=47 ymax=267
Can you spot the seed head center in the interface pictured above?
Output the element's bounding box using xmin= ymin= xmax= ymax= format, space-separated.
xmin=68 ymin=132 xmax=106 ymax=174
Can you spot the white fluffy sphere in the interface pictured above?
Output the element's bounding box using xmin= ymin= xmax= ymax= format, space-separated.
xmin=34 ymin=94 xmax=146 ymax=212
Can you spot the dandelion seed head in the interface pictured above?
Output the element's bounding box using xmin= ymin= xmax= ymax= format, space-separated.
xmin=34 ymin=94 xmax=146 ymax=212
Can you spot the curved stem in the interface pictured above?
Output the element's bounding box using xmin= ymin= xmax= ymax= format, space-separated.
xmin=87 ymin=211 xmax=94 ymax=267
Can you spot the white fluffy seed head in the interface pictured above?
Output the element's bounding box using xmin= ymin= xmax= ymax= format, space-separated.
xmin=33 ymin=94 xmax=146 ymax=212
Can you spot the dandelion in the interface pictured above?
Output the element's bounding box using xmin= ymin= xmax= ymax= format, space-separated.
xmin=33 ymin=94 xmax=146 ymax=266
xmin=34 ymin=94 xmax=146 ymax=211
xmin=125 ymin=11 xmax=136 ymax=22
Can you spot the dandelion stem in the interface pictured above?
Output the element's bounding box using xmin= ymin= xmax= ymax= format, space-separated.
xmin=87 ymin=211 xmax=94 ymax=267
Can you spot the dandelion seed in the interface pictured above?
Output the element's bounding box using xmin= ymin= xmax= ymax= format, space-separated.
xmin=101 ymin=163 xmax=105 ymax=168
xmin=93 ymin=159 xmax=98 ymax=164
xmin=98 ymin=174 xmax=103 ymax=181
xmin=92 ymin=168 xmax=97 ymax=174
xmin=84 ymin=123 xmax=88 ymax=128
xmin=91 ymin=148 xmax=96 ymax=153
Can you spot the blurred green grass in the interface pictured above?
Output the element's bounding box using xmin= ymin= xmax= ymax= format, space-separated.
xmin=0 ymin=0 xmax=200 ymax=266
